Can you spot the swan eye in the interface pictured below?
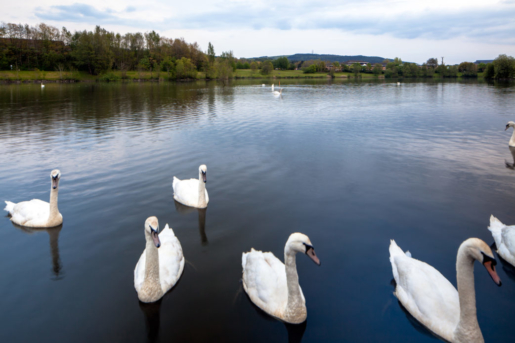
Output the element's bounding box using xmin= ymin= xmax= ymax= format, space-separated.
xmin=481 ymin=252 xmax=497 ymax=268
xmin=303 ymin=242 xmax=314 ymax=253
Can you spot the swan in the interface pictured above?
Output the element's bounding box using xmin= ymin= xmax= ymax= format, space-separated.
xmin=389 ymin=238 xmax=501 ymax=342
xmin=273 ymin=88 xmax=283 ymax=97
xmin=242 ymin=233 xmax=321 ymax=324
xmin=172 ymin=164 xmax=209 ymax=209
xmin=505 ymin=121 xmax=515 ymax=147
xmin=4 ymin=169 xmax=63 ymax=228
xmin=134 ymin=216 xmax=185 ymax=303
xmin=41 ymin=83 xmax=45 ymax=88
xmin=488 ymin=215 xmax=515 ymax=267
xmin=272 ymin=84 xmax=274 ymax=91
xmin=397 ymin=82 xmax=401 ymax=86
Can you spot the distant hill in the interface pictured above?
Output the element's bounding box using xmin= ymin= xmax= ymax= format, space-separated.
xmin=247 ymin=53 xmax=393 ymax=64
xmin=474 ymin=60 xmax=494 ymax=64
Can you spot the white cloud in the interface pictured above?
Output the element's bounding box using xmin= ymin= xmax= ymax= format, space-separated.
xmin=2 ymin=0 xmax=514 ymax=64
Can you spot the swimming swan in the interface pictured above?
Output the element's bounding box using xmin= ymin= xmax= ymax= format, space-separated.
xmin=489 ymin=215 xmax=515 ymax=267
xmin=172 ymin=165 xmax=209 ymax=209
xmin=242 ymin=233 xmax=321 ymax=324
xmin=272 ymin=84 xmax=274 ymax=91
xmin=389 ymin=238 xmax=501 ymax=342
xmin=134 ymin=216 xmax=185 ymax=303
xmin=4 ymin=169 xmax=63 ymax=228
xmin=505 ymin=122 xmax=515 ymax=147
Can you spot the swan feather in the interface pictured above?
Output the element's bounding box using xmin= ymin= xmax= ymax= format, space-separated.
xmin=489 ymin=215 xmax=515 ymax=266
xmin=389 ymin=240 xmax=459 ymax=342
xmin=173 ymin=177 xmax=209 ymax=208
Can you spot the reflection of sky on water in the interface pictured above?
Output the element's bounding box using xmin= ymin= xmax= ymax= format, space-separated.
xmin=1 ymin=80 xmax=515 ymax=342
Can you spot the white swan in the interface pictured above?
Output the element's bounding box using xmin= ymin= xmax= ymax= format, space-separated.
xmin=134 ymin=216 xmax=185 ymax=303
xmin=242 ymin=233 xmax=321 ymax=324
xmin=4 ymin=169 xmax=63 ymax=228
xmin=41 ymin=83 xmax=45 ymax=88
xmin=172 ymin=164 xmax=209 ymax=209
xmin=273 ymin=88 xmax=283 ymax=97
xmin=397 ymin=82 xmax=401 ymax=86
xmin=489 ymin=215 xmax=515 ymax=267
xmin=505 ymin=121 xmax=515 ymax=147
xmin=389 ymin=238 xmax=501 ymax=342
xmin=271 ymin=84 xmax=274 ymax=91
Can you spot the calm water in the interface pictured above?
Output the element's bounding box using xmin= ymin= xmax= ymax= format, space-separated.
xmin=1 ymin=79 xmax=515 ymax=342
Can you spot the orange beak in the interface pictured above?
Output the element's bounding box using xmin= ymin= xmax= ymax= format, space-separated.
xmin=307 ymin=248 xmax=321 ymax=266
xmin=484 ymin=261 xmax=502 ymax=286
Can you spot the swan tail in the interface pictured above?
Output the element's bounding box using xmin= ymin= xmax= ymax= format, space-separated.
xmin=4 ymin=201 xmax=15 ymax=214
xmin=488 ymin=215 xmax=505 ymax=248
xmin=389 ymin=240 xmax=406 ymax=283
xmin=172 ymin=176 xmax=180 ymax=192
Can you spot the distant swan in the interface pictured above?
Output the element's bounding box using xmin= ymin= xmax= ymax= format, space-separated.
xmin=505 ymin=121 xmax=515 ymax=147
xmin=41 ymin=83 xmax=45 ymax=88
xmin=273 ymin=88 xmax=283 ymax=97
xmin=4 ymin=169 xmax=63 ymax=228
xmin=489 ymin=215 xmax=515 ymax=267
xmin=242 ymin=233 xmax=321 ymax=324
xmin=272 ymin=84 xmax=274 ymax=91
xmin=389 ymin=238 xmax=501 ymax=342
xmin=173 ymin=164 xmax=209 ymax=208
xmin=134 ymin=216 xmax=185 ymax=303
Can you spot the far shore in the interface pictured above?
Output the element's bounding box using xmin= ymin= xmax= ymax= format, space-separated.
xmin=0 ymin=69 xmax=488 ymax=84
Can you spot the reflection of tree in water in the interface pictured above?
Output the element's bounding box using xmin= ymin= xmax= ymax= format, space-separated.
xmin=174 ymin=200 xmax=208 ymax=246
xmin=139 ymin=299 xmax=162 ymax=343
xmin=11 ymin=223 xmax=64 ymax=280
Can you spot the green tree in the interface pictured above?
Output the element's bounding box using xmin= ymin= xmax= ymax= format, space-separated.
xmin=373 ymin=63 xmax=382 ymax=76
xmin=493 ymin=54 xmax=515 ymax=79
xmin=478 ymin=63 xmax=486 ymax=72
xmin=250 ymin=61 xmax=258 ymax=73
xmin=484 ymin=63 xmax=495 ymax=79
xmin=273 ymin=56 xmax=289 ymax=70
xmin=207 ymin=42 xmax=215 ymax=63
xmin=458 ymin=62 xmax=477 ymax=77
xmin=261 ymin=61 xmax=273 ymax=75
xmin=426 ymin=58 xmax=438 ymax=68
xmin=352 ymin=63 xmax=361 ymax=76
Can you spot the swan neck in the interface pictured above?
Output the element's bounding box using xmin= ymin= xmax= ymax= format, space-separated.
xmin=198 ymin=176 xmax=206 ymax=208
xmin=49 ymin=186 xmax=59 ymax=221
xmin=284 ymin=250 xmax=306 ymax=323
xmin=510 ymin=129 xmax=515 ymax=147
xmin=453 ymin=247 xmax=483 ymax=342
xmin=144 ymin=236 xmax=161 ymax=288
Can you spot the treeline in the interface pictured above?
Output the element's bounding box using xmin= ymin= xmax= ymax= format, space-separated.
xmin=0 ymin=22 xmax=238 ymax=79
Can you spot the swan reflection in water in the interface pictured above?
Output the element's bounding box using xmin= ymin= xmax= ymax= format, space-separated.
xmin=174 ymin=200 xmax=208 ymax=246
xmin=240 ymin=288 xmax=307 ymax=343
xmin=11 ymin=223 xmax=64 ymax=280
xmin=139 ymin=299 xmax=162 ymax=343
xmin=505 ymin=146 xmax=515 ymax=169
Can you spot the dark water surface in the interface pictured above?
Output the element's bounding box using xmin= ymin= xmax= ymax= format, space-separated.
xmin=1 ymin=80 xmax=515 ymax=342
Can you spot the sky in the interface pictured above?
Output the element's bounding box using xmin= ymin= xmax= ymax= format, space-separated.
xmin=2 ymin=0 xmax=515 ymax=64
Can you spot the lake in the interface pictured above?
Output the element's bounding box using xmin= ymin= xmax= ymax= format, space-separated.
xmin=1 ymin=79 xmax=515 ymax=342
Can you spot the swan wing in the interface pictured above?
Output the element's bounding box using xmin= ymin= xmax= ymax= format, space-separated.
xmin=173 ymin=178 xmax=200 ymax=207
xmin=242 ymin=249 xmax=288 ymax=318
xmin=158 ymin=224 xmax=185 ymax=293
xmin=11 ymin=199 xmax=50 ymax=225
xmin=500 ymin=226 xmax=515 ymax=266
xmin=134 ymin=252 xmax=146 ymax=293
xmin=390 ymin=241 xmax=459 ymax=341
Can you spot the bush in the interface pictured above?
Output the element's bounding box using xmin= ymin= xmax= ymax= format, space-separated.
xmin=260 ymin=61 xmax=273 ymax=75
xmin=99 ymin=72 xmax=120 ymax=81
xmin=303 ymin=64 xmax=317 ymax=74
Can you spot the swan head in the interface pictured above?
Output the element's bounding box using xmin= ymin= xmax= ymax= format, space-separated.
xmin=50 ymin=169 xmax=61 ymax=189
xmin=506 ymin=121 xmax=515 ymax=131
xmin=145 ymin=216 xmax=161 ymax=248
xmin=285 ymin=233 xmax=321 ymax=266
xmin=461 ymin=238 xmax=501 ymax=286
xmin=199 ymin=164 xmax=207 ymax=183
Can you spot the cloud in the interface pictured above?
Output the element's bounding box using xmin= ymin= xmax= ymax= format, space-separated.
xmin=33 ymin=1 xmax=515 ymax=44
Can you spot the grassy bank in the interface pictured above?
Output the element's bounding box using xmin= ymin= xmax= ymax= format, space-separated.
xmin=0 ymin=69 xmax=486 ymax=83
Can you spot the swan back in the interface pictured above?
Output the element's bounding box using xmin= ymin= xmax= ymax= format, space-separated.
xmin=389 ymin=240 xmax=459 ymax=341
xmin=172 ymin=165 xmax=209 ymax=208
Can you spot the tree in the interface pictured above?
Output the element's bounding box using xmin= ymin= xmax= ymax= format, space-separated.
xmin=352 ymin=63 xmax=361 ymax=76
xmin=426 ymin=58 xmax=438 ymax=69
xmin=484 ymin=63 xmax=495 ymax=79
xmin=250 ymin=61 xmax=258 ymax=73
xmin=261 ymin=61 xmax=273 ymax=75
xmin=477 ymin=63 xmax=486 ymax=72
xmin=458 ymin=62 xmax=477 ymax=77
xmin=273 ymin=56 xmax=289 ymax=70
xmin=493 ymin=54 xmax=515 ymax=79
xmin=373 ymin=63 xmax=382 ymax=76
xmin=207 ymin=42 xmax=215 ymax=63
